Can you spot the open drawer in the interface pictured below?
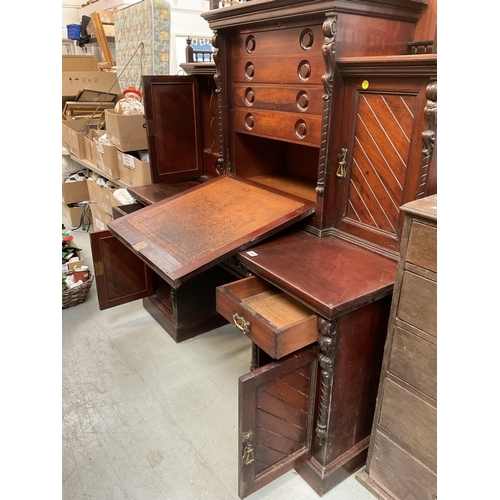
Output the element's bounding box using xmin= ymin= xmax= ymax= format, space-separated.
xmin=216 ymin=275 xmax=318 ymax=359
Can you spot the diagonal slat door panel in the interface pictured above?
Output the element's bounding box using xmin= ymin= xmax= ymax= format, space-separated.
xmin=344 ymin=91 xmax=419 ymax=236
xmin=256 ymin=409 xmax=306 ymax=443
xmin=262 ymin=378 xmax=310 ymax=410
xmin=239 ymin=346 xmax=318 ymax=498
xmin=257 ymin=391 xmax=309 ymax=428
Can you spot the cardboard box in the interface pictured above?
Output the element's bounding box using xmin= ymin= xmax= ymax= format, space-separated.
xmin=62 ymin=239 xmax=85 ymax=273
xmin=63 ymin=203 xmax=92 ymax=229
xmin=84 ymin=136 xmax=93 ymax=162
xmin=62 ymin=55 xmax=99 ymax=72
xmin=62 ymin=119 xmax=98 ymax=159
xmin=62 ymin=180 xmax=90 ymax=204
xmin=87 ymin=178 xmax=98 ymax=203
xmin=92 ymin=181 xmax=122 ymax=216
xmin=117 ymin=151 xmax=152 ymax=186
xmin=103 ymin=25 xmax=115 ymax=37
xmin=90 ymin=203 xmax=114 ymax=231
xmin=62 ymin=71 xmax=122 ymax=106
xmin=104 ymin=110 xmax=148 ymax=152
xmin=93 ymin=132 xmax=120 ymax=179
xmin=95 ymin=10 xmax=114 ymax=24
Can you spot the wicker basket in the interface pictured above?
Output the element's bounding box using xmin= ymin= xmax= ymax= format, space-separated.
xmin=62 ymin=270 xmax=94 ymax=309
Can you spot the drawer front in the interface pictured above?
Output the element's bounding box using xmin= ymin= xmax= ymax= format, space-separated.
xmin=368 ymin=431 xmax=437 ymax=500
xmin=388 ymin=326 xmax=437 ymax=400
xmin=379 ymin=379 xmax=437 ymax=466
xmin=232 ymin=84 xmax=324 ymax=116
xmin=232 ymin=25 xmax=324 ymax=59
xmin=216 ymin=276 xmax=318 ymax=359
xmin=406 ymin=220 xmax=437 ymax=273
xmin=232 ymin=55 xmax=324 ymax=85
xmin=397 ymin=271 xmax=437 ymax=337
xmin=233 ymin=107 xmax=322 ymax=147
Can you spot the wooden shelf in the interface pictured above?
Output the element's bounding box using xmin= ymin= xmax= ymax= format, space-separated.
xmin=78 ymin=0 xmax=139 ymax=18
xmin=70 ymin=154 xmax=130 ymax=190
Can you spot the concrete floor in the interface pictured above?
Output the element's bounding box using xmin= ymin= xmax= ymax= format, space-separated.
xmin=62 ymin=214 xmax=377 ymax=500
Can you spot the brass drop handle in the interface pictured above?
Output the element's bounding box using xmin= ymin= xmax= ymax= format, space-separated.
xmin=233 ymin=313 xmax=250 ymax=335
xmin=336 ymin=147 xmax=348 ymax=178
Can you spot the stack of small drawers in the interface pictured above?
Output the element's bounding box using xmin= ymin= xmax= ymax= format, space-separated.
xmin=231 ymin=24 xmax=325 ymax=147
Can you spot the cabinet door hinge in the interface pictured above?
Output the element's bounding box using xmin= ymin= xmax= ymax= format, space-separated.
xmin=94 ymin=261 xmax=104 ymax=277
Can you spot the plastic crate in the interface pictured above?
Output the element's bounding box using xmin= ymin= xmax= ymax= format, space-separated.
xmin=67 ymin=24 xmax=80 ymax=40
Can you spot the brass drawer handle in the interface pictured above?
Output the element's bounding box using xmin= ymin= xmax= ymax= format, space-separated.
xmin=233 ymin=313 xmax=250 ymax=335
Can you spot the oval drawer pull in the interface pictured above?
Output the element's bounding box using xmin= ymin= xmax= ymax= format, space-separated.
xmin=233 ymin=313 xmax=250 ymax=335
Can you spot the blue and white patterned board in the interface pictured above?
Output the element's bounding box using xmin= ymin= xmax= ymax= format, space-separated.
xmin=114 ymin=0 xmax=171 ymax=91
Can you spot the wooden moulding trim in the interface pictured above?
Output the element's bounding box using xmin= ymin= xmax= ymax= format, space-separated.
xmin=202 ymin=0 xmax=425 ymax=29
xmin=336 ymin=54 xmax=437 ymax=78
xmin=308 ymin=435 xmax=371 ymax=477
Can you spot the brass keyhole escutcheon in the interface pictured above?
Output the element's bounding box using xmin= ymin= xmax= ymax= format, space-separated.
xmin=233 ymin=313 xmax=250 ymax=335
xmin=336 ymin=147 xmax=348 ymax=178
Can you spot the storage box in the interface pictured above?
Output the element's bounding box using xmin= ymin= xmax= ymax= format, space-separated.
xmin=62 ymin=239 xmax=85 ymax=273
xmin=92 ymin=181 xmax=122 ymax=216
xmin=84 ymin=136 xmax=93 ymax=162
xmin=93 ymin=132 xmax=120 ymax=179
xmin=62 ymin=120 xmax=98 ymax=159
xmin=63 ymin=203 xmax=92 ymax=229
xmin=62 ymin=71 xmax=122 ymax=107
xmin=67 ymin=24 xmax=80 ymax=40
xmin=95 ymin=10 xmax=114 ymax=24
xmin=62 ymin=55 xmax=99 ymax=72
xmin=117 ymin=151 xmax=152 ymax=186
xmin=87 ymin=178 xmax=98 ymax=203
xmin=62 ymin=180 xmax=90 ymax=205
xmin=90 ymin=203 xmax=114 ymax=231
xmin=104 ymin=109 xmax=148 ymax=152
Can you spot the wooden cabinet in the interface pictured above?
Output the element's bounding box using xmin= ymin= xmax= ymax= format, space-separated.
xmin=89 ymin=0 xmax=437 ymax=497
xmin=356 ymin=195 xmax=437 ymax=500
xmin=204 ymin=0 xmax=436 ymax=240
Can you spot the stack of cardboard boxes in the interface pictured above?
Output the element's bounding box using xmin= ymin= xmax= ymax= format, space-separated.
xmin=61 ymin=54 xmax=153 ymax=231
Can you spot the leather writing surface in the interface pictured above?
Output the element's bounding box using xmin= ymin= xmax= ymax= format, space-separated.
xmin=107 ymin=175 xmax=315 ymax=287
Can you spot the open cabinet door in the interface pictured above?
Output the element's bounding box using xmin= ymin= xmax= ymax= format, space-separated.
xmin=143 ymin=75 xmax=204 ymax=184
xmin=90 ymin=230 xmax=154 ymax=310
xmin=239 ymin=345 xmax=318 ymax=498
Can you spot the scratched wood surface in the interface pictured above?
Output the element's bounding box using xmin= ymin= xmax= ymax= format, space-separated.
xmin=238 ymin=229 xmax=397 ymax=319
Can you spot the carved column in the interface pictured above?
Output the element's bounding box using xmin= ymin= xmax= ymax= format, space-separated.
xmin=315 ymin=317 xmax=337 ymax=442
xmin=417 ymin=79 xmax=437 ymax=198
xmin=316 ymin=15 xmax=337 ymax=195
xmin=211 ymin=32 xmax=227 ymax=175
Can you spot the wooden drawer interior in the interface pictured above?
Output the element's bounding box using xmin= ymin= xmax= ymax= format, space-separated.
xmin=406 ymin=220 xmax=437 ymax=273
xmin=216 ymin=275 xmax=317 ymax=359
xmin=388 ymin=326 xmax=437 ymax=400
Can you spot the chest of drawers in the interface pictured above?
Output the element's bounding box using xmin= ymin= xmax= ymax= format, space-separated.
xmin=356 ymin=195 xmax=437 ymax=500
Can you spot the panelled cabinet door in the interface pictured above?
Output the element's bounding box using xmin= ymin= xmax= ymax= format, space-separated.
xmin=90 ymin=230 xmax=154 ymax=310
xmin=238 ymin=345 xmax=318 ymax=498
xmin=143 ymin=75 xmax=204 ymax=184
xmin=331 ymin=61 xmax=436 ymax=253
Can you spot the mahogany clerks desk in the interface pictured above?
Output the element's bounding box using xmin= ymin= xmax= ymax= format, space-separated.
xmin=90 ymin=0 xmax=437 ymax=497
